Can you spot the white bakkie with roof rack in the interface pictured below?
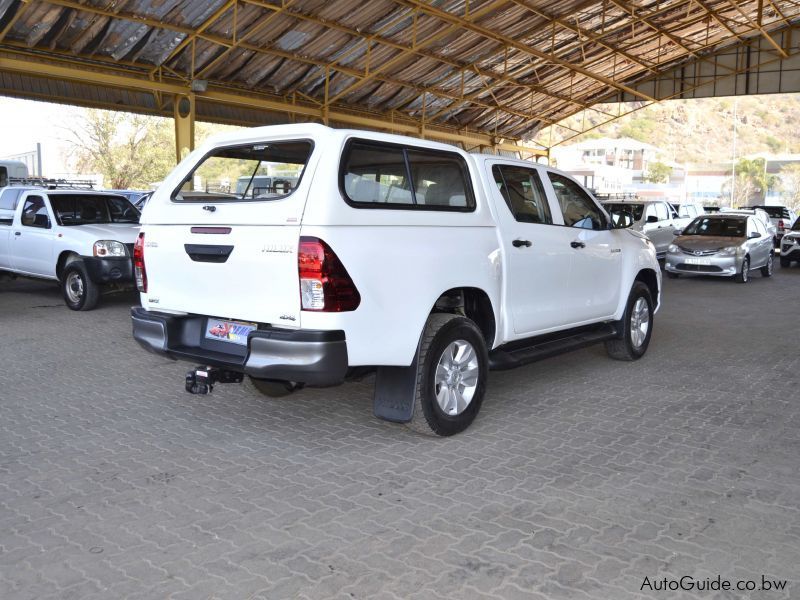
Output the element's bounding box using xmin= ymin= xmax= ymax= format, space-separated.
xmin=0 ymin=188 xmax=140 ymax=310
xmin=131 ymin=124 xmax=661 ymax=436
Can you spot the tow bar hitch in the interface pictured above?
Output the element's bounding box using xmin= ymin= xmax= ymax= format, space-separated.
xmin=185 ymin=366 xmax=244 ymax=394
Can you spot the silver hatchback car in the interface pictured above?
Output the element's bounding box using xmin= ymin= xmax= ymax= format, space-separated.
xmin=665 ymin=214 xmax=774 ymax=283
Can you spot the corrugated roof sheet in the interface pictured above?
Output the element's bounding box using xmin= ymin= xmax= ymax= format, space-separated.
xmin=1 ymin=0 xmax=799 ymax=140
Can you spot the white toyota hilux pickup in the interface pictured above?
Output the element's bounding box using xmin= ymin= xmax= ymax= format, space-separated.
xmin=131 ymin=124 xmax=661 ymax=436
xmin=0 ymin=189 xmax=140 ymax=310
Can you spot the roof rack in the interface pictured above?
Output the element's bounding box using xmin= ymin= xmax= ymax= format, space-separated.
xmin=594 ymin=192 xmax=639 ymax=201
xmin=7 ymin=176 xmax=96 ymax=190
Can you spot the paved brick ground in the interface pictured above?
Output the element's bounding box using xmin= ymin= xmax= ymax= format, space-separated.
xmin=1 ymin=268 xmax=798 ymax=600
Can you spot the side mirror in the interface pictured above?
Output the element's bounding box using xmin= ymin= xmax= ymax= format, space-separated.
xmin=646 ymin=215 xmax=659 ymax=223
xmin=20 ymin=213 xmax=34 ymax=226
xmin=749 ymin=232 xmax=761 ymax=239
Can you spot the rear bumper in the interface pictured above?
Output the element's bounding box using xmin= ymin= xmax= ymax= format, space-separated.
xmin=130 ymin=307 xmax=348 ymax=385
xmin=83 ymin=256 xmax=134 ymax=284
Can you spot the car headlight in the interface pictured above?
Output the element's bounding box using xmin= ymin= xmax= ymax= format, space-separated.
xmin=93 ymin=240 xmax=128 ymax=257
xmin=718 ymin=246 xmax=740 ymax=256
xmin=668 ymin=244 xmax=679 ymax=253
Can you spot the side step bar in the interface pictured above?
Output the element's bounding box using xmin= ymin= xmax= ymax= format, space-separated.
xmin=489 ymin=323 xmax=619 ymax=371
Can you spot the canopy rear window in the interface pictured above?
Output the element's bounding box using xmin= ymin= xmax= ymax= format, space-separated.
xmin=173 ymin=140 xmax=313 ymax=202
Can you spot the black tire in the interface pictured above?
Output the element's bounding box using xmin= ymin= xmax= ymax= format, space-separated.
xmin=406 ymin=313 xmax=488 ymax=437
xmin=780 ymin=256 xmax=791 ymax=268
xmin=244 ymin=376 xmax=303 ymax=398
xmin=61 ymin=261 xmax=100 ymax=311
xmin=760 ymin=253 xmax=774 ymax=277
xmin=666 ymin=271 xmax=679 ymax=279
xmin=734 ymin=256 xmax=750 ymax=283
xmin=605 ymin=282 xmax=654 ymax=362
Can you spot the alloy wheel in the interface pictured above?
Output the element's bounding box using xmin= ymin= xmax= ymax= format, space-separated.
xmin=434 ymin=340 xmax=480 ymax=416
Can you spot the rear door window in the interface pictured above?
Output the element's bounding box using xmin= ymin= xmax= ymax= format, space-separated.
xmin=341 ymin=140 xmax=474 ymax=211
xmin=656 ymin=203 xmax=669 ymax=221
xmin=0 ymin=188 xmax=25 ymax=211
xmin=491 ymin=165 xmax=551 ymax=224
xmin=173 ymin=140 xmax=313 ymax=202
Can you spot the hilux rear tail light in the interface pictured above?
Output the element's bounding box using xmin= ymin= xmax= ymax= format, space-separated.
xmin=298 ymin=237 xmax=360 ymax=312
xmin=133 ymin=232 xmax=147 ymax=293
xmin=778 ymin=219 xmax=785 ymax=233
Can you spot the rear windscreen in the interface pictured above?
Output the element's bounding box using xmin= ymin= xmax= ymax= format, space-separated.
xmin=755 ymin=206 xmax=788 ymax=218
xmin=604 ymin=202 xmax=644 ymax=220
xmin=173 ymin=140 xmax=312 ymax=202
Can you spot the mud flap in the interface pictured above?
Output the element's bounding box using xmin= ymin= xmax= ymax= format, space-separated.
xmin=373 ymin=349 xmax=420 ymax=423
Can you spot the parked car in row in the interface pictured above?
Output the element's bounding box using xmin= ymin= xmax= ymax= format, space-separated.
xmin=779 ymin=217 xmax=800 ymax=267
xmin=748 ymin=205 xmax=798 ymax=246
xmin=601 ymin=199 xmax=681 ymax=258
xmin=720 ymin=207 xmax=777 ymax=245
xmin=0 ymin=189 xmax=140 ymax=309
xmin=670 ymin=202 xmax=706 ymax=231
xmin=104 ymin=189 xmax=152 ymax=211
xmin=665 ymin=213 xmax=774 ymax=283
xmin=131 ymin=124 xmax=661 ymax=436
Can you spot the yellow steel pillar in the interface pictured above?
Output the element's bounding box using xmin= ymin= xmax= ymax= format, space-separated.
xmin=174 ymin=93 xmax=195 ymax=163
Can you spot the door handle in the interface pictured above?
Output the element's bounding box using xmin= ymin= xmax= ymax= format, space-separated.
xmin=512 ymin=239 xmax=532 ymax=248
xmin=14 ymin=231 xmax=21 ymax=236
xmin=570 ymin=241 xmax=585 ymax=249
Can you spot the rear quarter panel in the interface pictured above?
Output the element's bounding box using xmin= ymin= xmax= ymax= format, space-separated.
xmin=300 ymin=133 xmax=503 ymax=366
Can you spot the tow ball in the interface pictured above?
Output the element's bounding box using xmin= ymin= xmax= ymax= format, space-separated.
xmin=185 ymin=366 xmax=244 ymax=394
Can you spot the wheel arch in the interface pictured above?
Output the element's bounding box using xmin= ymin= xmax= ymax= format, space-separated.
xmin=55 ymin=251 xmax=81 ymax=281
xmin=430 ymin=287 xmax=498 ymax=349
xmin=634 ymin=268 xmax=659 ymax=309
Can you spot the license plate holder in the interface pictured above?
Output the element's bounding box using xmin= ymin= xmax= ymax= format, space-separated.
xmin=204 ymin=318 xmax=257 ymax=346
xmin=685 ymin=257 xmax=711 ymax=265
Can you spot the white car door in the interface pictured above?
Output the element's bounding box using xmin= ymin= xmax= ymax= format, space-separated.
xmin=11 ymin=193 xmax=56 ymax=277
xmin=642 ymin=202 xmax=674 ymax=256
xmin=545 ymin=172 xmax=623 ymax=323
xmin=487 ymin=162 xmax=574 ymax=336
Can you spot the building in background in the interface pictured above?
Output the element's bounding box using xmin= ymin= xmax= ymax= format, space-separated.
xmin=551 ymin=137 xmax=684 ymax=201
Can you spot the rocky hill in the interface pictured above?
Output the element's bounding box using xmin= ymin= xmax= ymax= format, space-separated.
xmin=538 ymin=95 xmax=800 ymax=163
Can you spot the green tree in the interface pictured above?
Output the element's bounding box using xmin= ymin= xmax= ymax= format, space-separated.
xmin=67 ymin=109 xmax=175 ymax=189
xmin=720 ymin=157 xmax=778 ymax=207
xmin=643 ymin=161 xmax=672 ymax=183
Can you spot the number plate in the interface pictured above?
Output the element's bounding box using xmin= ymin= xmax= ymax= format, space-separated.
xmin=684 ymin=257 xmax=711 ymax=265
xmin=205 ymin=318 xmax=257 ymax=346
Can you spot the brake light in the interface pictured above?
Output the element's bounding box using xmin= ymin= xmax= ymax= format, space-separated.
xmin=298 ymin=237 xmax=360 ymax=311
xmin=778 ymin=219 xmax=785 ymax=232
xmin=133 ymin=232 xmax=147 ymax=293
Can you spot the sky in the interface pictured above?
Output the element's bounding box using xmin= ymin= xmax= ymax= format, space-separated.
xmin=0 ymin=96 xmax=84 ymax=176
